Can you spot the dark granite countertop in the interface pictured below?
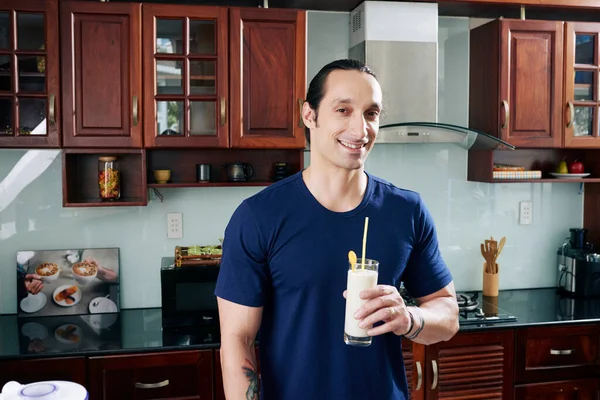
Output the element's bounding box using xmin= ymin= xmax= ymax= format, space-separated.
xmin=1 ymin=288 xmax=598 ymax=361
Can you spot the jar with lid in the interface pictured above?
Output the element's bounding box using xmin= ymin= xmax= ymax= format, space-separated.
xmin=98 ymin=156 xmax=120 ymax=201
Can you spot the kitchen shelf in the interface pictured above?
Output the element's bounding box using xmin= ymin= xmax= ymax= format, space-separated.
xmin=468 ymin=148 xmax=600 ymax=183
xmin=148 ymin=181 xmax=277 ymax=188
xmin=62 ymin=149 xmax=147 ymax=207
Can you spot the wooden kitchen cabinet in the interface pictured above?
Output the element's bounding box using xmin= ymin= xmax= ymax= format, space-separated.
xmin=88 ymin=350 xmax=213 ymax=400
xmin=514 ymin=379 xmax=600 ymax=399
xmin=142 ymin=4 xmax=229 ymax=149
xmin=564 ymin=22 xmax=600 ymax=148
xmin=0 ymin=357 xmax=87 ymax=387
xmin=514 ymin=324 xmax=600 ymax=384
xmin=60 ymin=1 xmax=142 ymax=148
xmin=0 ymin=0 xmax=61 ymax=148
xmin=424 ymin=329 xmax=515 ymax=399
xmin=470 ymin=19 xmax=564 ymax=149
xmin=229 ymin=7 xmax=306 ymax=149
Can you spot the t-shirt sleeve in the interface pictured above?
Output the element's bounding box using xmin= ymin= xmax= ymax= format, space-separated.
xmin=214 ymin=200 xmax=270 ymax=307
xmin=402 ymin=195 xmax=453 ymax=298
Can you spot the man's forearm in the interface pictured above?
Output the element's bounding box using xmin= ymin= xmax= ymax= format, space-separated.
xmin=405 ymin=297 xmax=459 ymax=345
xmin=220 ymin=340 xmax=260 ymax=400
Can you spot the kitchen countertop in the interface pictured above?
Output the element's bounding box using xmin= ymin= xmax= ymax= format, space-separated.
xmin=0 ymin=287 xmax=598 ymax=361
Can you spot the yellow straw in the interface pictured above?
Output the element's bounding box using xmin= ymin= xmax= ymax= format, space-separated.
xmin=361 ymin=217 xmax=369 ymax=269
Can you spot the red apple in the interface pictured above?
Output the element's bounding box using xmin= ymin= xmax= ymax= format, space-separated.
xmin=569 ymin=159 xmax=585 ymax=174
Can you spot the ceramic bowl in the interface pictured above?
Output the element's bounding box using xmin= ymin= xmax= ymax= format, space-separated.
xmin=153 ymin=169 xmax=171 ymax=184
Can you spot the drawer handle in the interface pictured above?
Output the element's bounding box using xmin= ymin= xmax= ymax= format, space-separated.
xmin=431 ymin=360 xmax=438 ymax=390
xmin=501 ymin=100 xmax=509 ymax=129
xmin=133 ymin=95 xmax=139 ymax=126
xmin=415 ymin=361 xmax=422 ymax=391
xmin=550 ymin=348 xmax=575 ymax=355
xmin=49 ymin=94 xmax=55 ymax=125
xmin=135 ymin=379 xmax=169 ymax=389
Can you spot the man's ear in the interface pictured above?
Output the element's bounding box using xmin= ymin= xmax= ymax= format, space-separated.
xmin=302 ymin=101 xmax=317 ymax=129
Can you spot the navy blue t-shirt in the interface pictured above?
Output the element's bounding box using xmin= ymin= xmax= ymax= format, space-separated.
xmin=215 ymin=171 xmax=452 ymax=400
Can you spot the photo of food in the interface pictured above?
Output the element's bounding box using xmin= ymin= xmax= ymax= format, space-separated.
xmin=16 ymin=248 xmax=120 ymax=318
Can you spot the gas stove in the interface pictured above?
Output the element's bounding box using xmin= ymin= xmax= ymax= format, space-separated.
xmin=456 ymin=291 xmax=517 ymax=326
xmin=399 ymin=285 xmax=517 ymax=326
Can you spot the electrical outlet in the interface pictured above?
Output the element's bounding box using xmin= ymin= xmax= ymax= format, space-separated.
xmin=167 ymin=212 xmax=183 ymax=239
xmin=519 ymin=201 xmax=532 ymax=225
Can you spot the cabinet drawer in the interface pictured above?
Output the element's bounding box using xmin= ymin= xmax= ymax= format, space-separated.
xmin=515 ymin=325 xmax=600 ymax=383
xmin=88 ymin=350 xmax=213 ymax=400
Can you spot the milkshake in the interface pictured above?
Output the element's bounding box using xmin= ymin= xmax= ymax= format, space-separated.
xmin=344 ymin=259 xmax=379 ymax=346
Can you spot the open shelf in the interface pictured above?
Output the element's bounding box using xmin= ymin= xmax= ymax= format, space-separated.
xmin=62 ymin=149 xmax=147 ymax=207
xmin=468 ymin=148 xmax=600 ymax=183
xmin=146 ymin=148 xmax=303 ymax=187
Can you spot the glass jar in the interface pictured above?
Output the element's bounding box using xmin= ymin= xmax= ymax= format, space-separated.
xmin=98 ymin=156 xmax=120 ymax=201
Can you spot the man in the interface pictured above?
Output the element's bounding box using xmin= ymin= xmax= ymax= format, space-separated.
xmin=215 ymin=59 xmax=459 ymax=400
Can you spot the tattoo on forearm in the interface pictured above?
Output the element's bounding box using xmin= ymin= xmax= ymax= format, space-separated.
xmin=242 ymin=358 xmax=259 ymax=400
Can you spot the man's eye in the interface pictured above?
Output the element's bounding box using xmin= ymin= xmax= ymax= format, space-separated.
xmin=336 ymin=108 xmax=348 ymax=113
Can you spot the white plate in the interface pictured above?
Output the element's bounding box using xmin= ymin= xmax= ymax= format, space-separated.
xmin=54 ymin=324 xmax=82 ymax=345
xmin=21 ymin=322 xmax=48 ymax=340
xmin=52 ymin=284 xmax=82 ymax=307
xmin=20 ymin=292 xmax=47 ymax=313
xmin=549 ymin=172 xmax=590 ymax=179
xmin=89 ymin=297 xmax=117 ymax=314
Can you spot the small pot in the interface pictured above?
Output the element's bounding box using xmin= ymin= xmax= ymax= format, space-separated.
xmin=224 ymin=162 xmax=254 ymax=182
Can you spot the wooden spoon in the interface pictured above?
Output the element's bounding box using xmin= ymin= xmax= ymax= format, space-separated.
xmin=348 ymin=250 xmax=357 ymax=272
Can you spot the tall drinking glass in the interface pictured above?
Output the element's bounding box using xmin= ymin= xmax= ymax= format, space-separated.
xmin=344 ymin=259 xmax=379 ymax=346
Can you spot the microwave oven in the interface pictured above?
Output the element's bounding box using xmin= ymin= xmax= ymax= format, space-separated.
xmin=160 ymin=257 xmax=220 ymax=330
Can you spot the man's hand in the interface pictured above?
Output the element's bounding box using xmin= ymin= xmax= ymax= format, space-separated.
xmin=344 ymin=285 xmax=412 ymax=337
xmin=24 ymin=274 xmax=44 ymax=295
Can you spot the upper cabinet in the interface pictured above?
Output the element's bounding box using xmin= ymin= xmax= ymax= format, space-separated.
xmin=60 ymin=1 xmax=142 ymax=148
xmin=564 ymin=22 xmax=600 ymax=148
xmin=142 ymin=5 xmax=229 ymax=148
xmin=229 ymin=8 xmax=306 ymax=149
xmin=142 ymin=6 xmax=306 ymax=150
xmin=470 ymin=19 xmax=564 ymax=149
xmin=0 ymin=0 xmax=60 ymax=148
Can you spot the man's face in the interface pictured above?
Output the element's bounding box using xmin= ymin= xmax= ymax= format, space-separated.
xmin=305 ymin=69 xmax=382 ymax=171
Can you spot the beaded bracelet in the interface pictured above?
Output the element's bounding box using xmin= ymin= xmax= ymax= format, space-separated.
xmin=406 ymin=307 xmax=425 ymax=340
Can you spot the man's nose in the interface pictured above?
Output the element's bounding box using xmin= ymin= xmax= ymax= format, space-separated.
xmin=348 ymin=113 xmax=368 ymax=138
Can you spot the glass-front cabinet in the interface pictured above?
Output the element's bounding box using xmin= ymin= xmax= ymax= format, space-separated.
xmin=0 ymin=0 xmax=60 ymax=148
xmin=564 ymin=22 xmax=600 ymax=147
xmin=143 ymin=5 xmax=228 ymax=148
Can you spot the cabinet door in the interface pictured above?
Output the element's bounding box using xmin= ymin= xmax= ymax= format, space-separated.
xmin=143 ymin=4 xmax=228 ymax=148
xmin=499 ymin=19 xmax=563 ymax=148
xmin=404 ymin=341 xmax=424 ymax=400
xmin=514 ymin=379 xmax=600 ymax=400
xmin=229 ymin=8 xmax=306 ymax=149
xmin=0 ymin=0 xmax=60 ymax=148
xmin=564 ymin=23 xmax=600 ymax=148
xmin=425 ymin=329 xmax=514 ymax=400
xmin=88 ymin=350 xmax=213 ymax=400
xmin=61 ymin=1 xmax=142 ymax=148
xmin=0 ymin=357 xmax=87 ymax=387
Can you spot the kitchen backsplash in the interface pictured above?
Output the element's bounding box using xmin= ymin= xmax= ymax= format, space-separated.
xmin=0 ymin=13 xmax=583 ymax=314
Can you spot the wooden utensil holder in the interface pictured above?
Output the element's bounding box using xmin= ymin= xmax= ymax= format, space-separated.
xmin=482 ymin=262 xmax=499 ymax=296
xmin=482 ymin=294 xmax=498 ymax=316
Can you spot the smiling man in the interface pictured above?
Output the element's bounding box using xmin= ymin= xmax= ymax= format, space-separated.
xmin=216 ymin=59 xmax=459 ymax=400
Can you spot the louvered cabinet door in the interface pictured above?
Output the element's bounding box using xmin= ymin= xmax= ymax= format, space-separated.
xmin=425 ymin=330 xmax=515 ymax=400
xmin=403 ymin=341 xmax=425 ymax=400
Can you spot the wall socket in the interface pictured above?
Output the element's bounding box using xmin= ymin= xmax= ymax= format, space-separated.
xmin=167 ymin=212 xmax=183 ymax=239
xmin=519 ymin=201 xmax=532 ymax=225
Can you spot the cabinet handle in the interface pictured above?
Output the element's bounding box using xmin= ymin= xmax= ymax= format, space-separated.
xmin=133 ymin=95 xmax=139 ymax=126
xmin=49 ymin=94 xmax=55 ymax=125
xmin=220 ymin=96 xmax=226 ymax=126
xmin=550 ymin=348 xmax=575 ymax=355
xmin=566 ymin=101 xmax=574 ymax=129
xmin=431 ymin=360 xmax=438 ymax=390
xmin=501 ymin=100 xmax=509 ymax=129
xmin=135 ymin=379 xmax=169 ymax=389
xmin=415 ymin=361 xmax=422 ymax=391
xmin=298 ymin=98 xmax=305 ymax=128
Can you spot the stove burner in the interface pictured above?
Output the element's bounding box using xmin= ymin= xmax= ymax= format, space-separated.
xmin=456 ymin=292 xmax=479 ymax=311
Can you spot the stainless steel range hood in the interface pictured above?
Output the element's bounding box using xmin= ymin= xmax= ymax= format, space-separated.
xmin=349 ymin=2 xmax=514 ymax=151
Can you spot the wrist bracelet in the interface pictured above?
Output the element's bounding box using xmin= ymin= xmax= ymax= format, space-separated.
xmin=401 ymin=307 xmax=415 ymax=337
xmin=406 ymin=307 xmax=425 ymax=340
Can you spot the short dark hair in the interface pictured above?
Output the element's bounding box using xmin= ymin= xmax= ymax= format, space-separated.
xmin=303 ymin=59 xmax=378 ymax=144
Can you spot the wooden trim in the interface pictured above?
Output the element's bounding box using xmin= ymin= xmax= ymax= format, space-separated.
xmin=584 ymin=183 xmax=600 ymax=248
xmin=294 ymin=9 xmax=307 ymax=148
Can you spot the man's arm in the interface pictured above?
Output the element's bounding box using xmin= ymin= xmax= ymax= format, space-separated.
xmin=218 ymin=297 xmax=263 ymax=400
xmin=407 ymin=281 xmax=459 ymax=345
xmin=353 ymin=281 xmax=459 ymax=346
